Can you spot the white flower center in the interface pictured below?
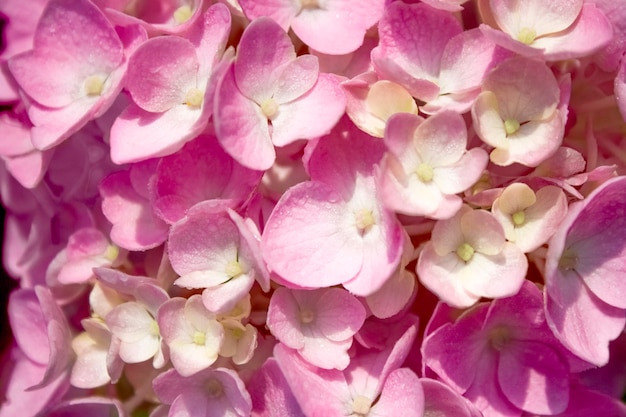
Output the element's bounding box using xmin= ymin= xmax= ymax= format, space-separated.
xmin=261 ymin=98 xmax=279 ymax=119
xmin=84 ymin=75 xmax=105 ymax=96
xmin=351 ymin=395 xmax=372 ymax=416
xmin=416 ymin=163 xmax=434 ymax=182
xmin=185 ymin=87 xmax=204 ymax=108
xmin=517 ymin=27 xmax=537 ymax=45
xmin=354 ymin=209 xmax=375 ymax=233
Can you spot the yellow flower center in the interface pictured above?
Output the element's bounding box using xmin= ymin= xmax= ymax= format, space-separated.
xmin=416 ymin=163 xmax=434 ymax=182
xmin=504 ymin=119 xmax=521 ymax=135
xmin=185 ymin=87 xmax=204 ymax=108
xmin=225 ymin=260 xmax=244 ymax=279
xmin=84 ymin=75 xmax=105 ymax=96
xmin=352 ymin=395 xmax=372 ymax=416
xmin=300 ymin=309 xmax=314 ymax=324
xmin=173 ymin=5 xmax=193 ymax=24
xmin=260 ymin=98 xmax=279 ymax=119
xmin=512 ymin=211 xmax=526 ymax=226
xmin=456 ymin=243 xmax=475 ymax=262
xmin=193 ymin=331 xmax=206 ymax=345
xmin=517 ymin=27 xmax=537 ymax=45
xmin=355 ymin=209 xmax=375 ymax=233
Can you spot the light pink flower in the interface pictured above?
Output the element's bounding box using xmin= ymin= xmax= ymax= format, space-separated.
xmin=267 ymin=287 xmax=366 ymax=370
xmin=377 ymin=111 xmax=488 ymax=219
xmin=8 ymin=0 xmax=145 ymax=150
xmin=214 ymin=17 xmax=346 ymax=170
xmin=417 ymin=205 xmax=528 ymax=308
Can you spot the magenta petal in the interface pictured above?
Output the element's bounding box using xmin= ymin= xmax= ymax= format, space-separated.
xmin=498 ymin=340 xmax=569 ymax=415
xmin=262 ymin=181 xmax=362 ymax=289
xmin=214 ymin=64 xmax=275 ymax=170
xmin=126 ymin=36 xmax=199 ymax=113
xmin=370 ymin=368 xmax=424 ymax=417
xmin=235 ymin=17 xmax=295 ymax=103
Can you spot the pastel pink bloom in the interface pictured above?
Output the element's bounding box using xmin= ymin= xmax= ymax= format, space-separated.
xmin=7 ymin=286 xmax=73 ymax=390
xmin=544 ymin=176 xmax=626 ymax=366
xmin=371 ymin=2 xmax=509 ymax=114
xmin=237 ymin=0 xmax=385 ymax=54
xmin=70 ymin=318 xmax=118 ymax=388
xmin=492 ymin=183 xmax=568 ymax=253
xmin=168 ymin=204 xmax=270 ymax=313
xmin=152 ymin=134 xmax=262 ymax=224
xmin=471 ymin=57 xmax=568 ymax=167
xmin=153 ymin=367 xmax=252 ymax=417
xmin=417 ymin=205 xmax=528 ymax=308
xmin=377 ymin=111 xmax=488 ymax=219
xmin=99 ymin=160 xmax=170 ymax=251
xmin=342 ymin=72 xmax=418 ymax=138
xmin=7 ymin=0 xmax=145 ymax=150
xmin=423 ymin=281 xmax=589 ymax=417
xmin=110 ymin=3 xmax=231 ymax=163
xmin=105 ymin=0 xmax=206 ymax=35
xmin=273 ymin=315 xmax=423 ymax=417
xmin=104 ymin=282 xmax=169 ymax=368
xmin=219 ymin=319 xmax=258 ymax=365
xmin=214 ymin=17 xmax=346 ymax=170
xmin=267 ymin=287 xmax=366 ymax=370
xmin=262 ymin=119 xmax=404 ymax=296
xmin=45 ymin=227 xmax=122 ymax=285
xmin=479 ymin=0 xmax=614 ymax=61
xmin=158 ymin=295 xmax=224 ymax=377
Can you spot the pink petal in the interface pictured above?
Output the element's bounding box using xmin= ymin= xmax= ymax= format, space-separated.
xmin=370 ymin=368 xmax=424 ymax=416
xmin=267 ymin=288 xmax=306 ymax=350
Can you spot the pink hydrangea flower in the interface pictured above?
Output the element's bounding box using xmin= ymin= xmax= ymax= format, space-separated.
xmin=377 ymin=111 xmax=488 ymax=219
xmin=417 ymin=205 xmax=528 ymax=308
xmin=267 ymin=287 xmax=366 ymax=370
xmin=544 ymin=176 xmax=626 ymax=366
xmin=8 ymin=0 xmax=145 ymax=150
xmin=214 ymin=17 xmax=346 ymax=170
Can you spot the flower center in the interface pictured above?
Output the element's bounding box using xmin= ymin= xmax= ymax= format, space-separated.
xmin=300 ymin=0 xmax=319 ymax=9
xmin=205 ymin=378 xmax=224 ymax=398
xmin=517 ymin=27 xmax=537 ymax=45
xmin=355 ymin=209 xmax=375 ymax=233
xmin=185 ymin=87 xmax=204 ymax=108
xmin=416 ymin=163 xmax=434 ymax=182
xmin=261 ymin=98 xmax=279 ymax=119
xmin=300 ymin=309 xmax=314 ymax=324
xmin=558 ymin=248 xmax=578 ymax=271
xmin=512 ymin=211 xmax=525 ymax=226
xmin=456 ymin=243 xmax=475 ymax=262
xmin=193 ymin=331 xmax=206 ymax=345
xmin=490 ymin=326 xmax=511 ymax=351
xmin=504 ymin=119 xmax=521 ymax=135
xmin=84 ymin=75 xmax=105 ymax=96
xmin=225 ymin=260 xmax=244 ymax=279
xmin=351 ymin=395 xmax=372 ymax=416
xmin=173 ymin=5 xmax=193 ymax=24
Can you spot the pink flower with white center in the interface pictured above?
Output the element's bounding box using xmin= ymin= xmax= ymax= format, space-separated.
xmin=471 ymin=57 xmax=568 ymax=167
xmin=267 ymin=287 xmax=366 ymax=370
xmin=377 ymin=111 xmax=488 ymax=219
xmin=152 ymin=133 xmax=262 ymax=225
xmin=544 ymin=176 xmax=626 ymax=366
xmin=492 ymin=183 xmax=568 ymax=253
xmin=274 ymin=315 xmax=423 ymax=417
xmin=423 ymin=281 xmax=590 ymax=417
xmin=157 ymin=295 xmax=224 ymax=377
xmin=110 ymin=3 xmax=231 ymax=163
xmin=261 ymin=118 xmax=404 ymax=296
xmin=237 ymin=0 xmax=385 ymax=55
xmin=214 ymin=17 xmax=346 ymax=170
xmin=479 ymin=0 xmax=613 ymax=61
xmin=417 ymin=205 xmax=528 ymax=308
xmin=99 ymin=160 xmax=170 ymax=251
xmin=371 ymin=2 xmax=509 ymax=114
xmin=105 ymin=282 xmax=169 ymax=368
xmin=153 ymin=367 xmax=252 ymax=417
xmin=219 ymin=319 xmax=258 ymax=365
xmin=168 ymin=204 xmax=270 ymax=314
xmin=7 ymin=0 xmax=145 ymax=150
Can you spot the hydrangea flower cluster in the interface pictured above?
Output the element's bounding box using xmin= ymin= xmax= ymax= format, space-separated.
xmin=2 ymin=0 xmax=626 ymax=416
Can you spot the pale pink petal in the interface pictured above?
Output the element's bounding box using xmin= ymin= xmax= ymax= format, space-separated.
xmin=461 ymin=245 xmax=527 ymax=299
xmin=238 ymin=0 xmax=299 ymax=31
xmin=314 ymin=288 xmax=366 ymax=342
xmin=273 ymin=55 xmax=319 ymax=104
xmin=370 ymin=368 xmax=424 ymax=417
xmin=267 ymin=287 xmax=306 ymax=350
